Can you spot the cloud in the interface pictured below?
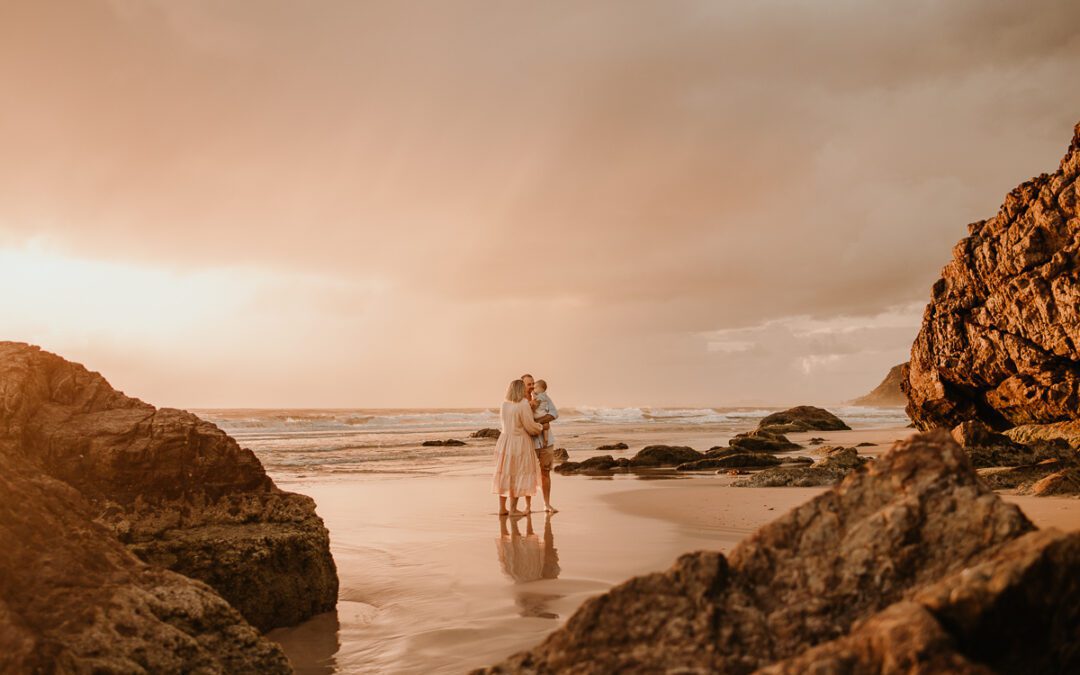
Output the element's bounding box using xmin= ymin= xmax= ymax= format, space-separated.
xmin=1 ymin=1 xmax=1077 ymax=406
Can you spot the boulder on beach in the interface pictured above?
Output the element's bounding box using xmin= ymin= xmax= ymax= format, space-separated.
xmin=732 ymin=446 xmax=867 ymax=487
xmin=480 ymin=431 xmax=1080 ymax=673
xmin=728 ymin=428 xmax=800 ymax=452
xmin=553 ymin=448 xmax=570 ymax=461
xmin=0 ymin=342 xmax=323 ymax=671
xmin=596 ymin=442 xmax=629 ymax=450
xmin=628 ymin=445 xmax=703 ymax=467
xmin=470 ymin=428 xmax=501 ymax=439
xmin=850 ymin=363 xmax=908 ymax=407
xmin=423 ymin=438 xmax=467 ymax=446
xmin=757 ymin=406 xmax=851 ymax=433
xmin=0 ymin=342 xmax=338 ymax=634
xmin=676 ymin=453 xmax=782 ymax=471
xmin=554 ymin=455 xmax=631 ymax=474
xmin=904 ymin=121 xmax=1080 ymax=431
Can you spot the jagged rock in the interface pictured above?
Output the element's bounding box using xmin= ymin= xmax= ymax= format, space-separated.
xmin=728 ymin=429 xmax=800 ymax=452
xmin=851 ymin=362 xmax=909 ymax=407
xmin=422 ymin=438 xmax=467 ymax=446
xmin=596 ymin=442 xmax=628 ymax=450
xmin=951 ymin=420 xmax=1039 ymax=468
xmin=480 ymin=432 xmax=1080 ymax=674
xmin=856 ymin=442 xmax=876 ymax=447
xmin=471 ymin=428 xmax=501 ymax=439
xmin=0 ymin=386 xmax=291 ymax=670
xmin=904 ymin=122 xmax=1080 ymax=431
xmin=757 ymin=406 xmax=851 ymax=432
xmin=676 ymin=454 xmax=782 ymax=471
xmin=1005 ymin=420 xmax=1080 ymax=449
xmin=0 ymin=342 xmax=337 ymax=632
xmin=732 ymin=446 xmax=867 ymax=487
xmin=808 ymin=437 xmax=826 ymax=445
xmin=553 ymin=448 xmax=569 ymax=461
xmin=628 ymin=445 xmax=703 ymax=467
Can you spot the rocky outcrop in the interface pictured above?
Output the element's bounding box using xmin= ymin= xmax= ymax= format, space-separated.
xmin=553 ymin=448 xmax=569 ymax=461
xmin=1005 ymin=420 xmax=1080 ymax=449
xmin=0 ymin=342 xmax=337 ymax=632
xmin=904 ymin=121 xmax=1080 ymax=430
xmin=0 ymin=452 xmax=292 ymax=673
xmin=596 ymin=442 xmax=628 ymax=450
xmin=757 ymin=406 xmax=850 ymax=433
xmin=422 ymin=438 xmax=467 ymax=446
xmin=850 ymin=363 xmax=908 ymax=406
xmin=731 ymin=446 xmax=867 ymax=487
xmin=471 ymin=428 xmax=501 ymax=439
xmin=481 ymin=432 xmax=1080 ymax=673
xmin=676 ymin=453 xmax=785 ymax=471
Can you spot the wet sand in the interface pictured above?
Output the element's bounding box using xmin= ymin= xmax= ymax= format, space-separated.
xmin=268 ymin=424 xmax=1080 ymax=674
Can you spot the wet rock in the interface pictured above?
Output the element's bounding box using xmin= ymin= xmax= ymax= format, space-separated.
xmin=554 ymin=455 xmax=627 ymax=474
xmin=758 ymin=406 xmax=851 ymax=432
xmin=904 ymin=122 xmax=1080 ymax=431
xmin=0 ymin=342 xmax=337 ymax=633
xmin=850 ymin=363 xmax=909 ymax=407
xmin=732 ymin=446 xmax=867 ymax=487
xmin=470 ymin=428 xmax=501 ymax=439
xmin=856 ymin=441 xmax=876 ymax=447
xmin=676 ymin=453 xmax=782 ymax=471
xmin=808 ymin=437 xmax=826 ymax=445
xmin=553 ymin=448 xmax=569 ymax=461
xmin=597 ymin=442 xmax=629 ymax=450
xmin=728 ymin=429 xmax=800 ymax=452
xmin=1005 ymin=420 xmax=1080 ymax=449
xmin=952 ymin=420 xmax=1075 ymax=469
xmin=422 ymin=438 xmax=467 ymax=446
xmin=481 ymin=432 xmax=1076 ymax=674
xmin=628 ymin=445 xmax=703 ymax=467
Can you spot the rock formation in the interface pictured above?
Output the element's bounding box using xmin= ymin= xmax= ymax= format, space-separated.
xmin=757 ymin=406 xmax=851 ymax=432
xmin=0 ymin=342 xmax=338 ymax=633
xmin=596 ymin=442 xmax=628 ymax=450
xmin=471 ymin=428 xmax=501 ymax=439
xmin=422 ymin=438 xmax=467 ymax=446
xmin=731 ymin=446 xmax=867 ymax=487
xmin=850 ymin=362 xmax=908 ymax=406
xmin=480 ymin=432 xmax=1080 ymax=673
xmin=904 ymin=121 xmax=1080 ymax=430
xmin=727 ymin=428 xmax=800 ymax=452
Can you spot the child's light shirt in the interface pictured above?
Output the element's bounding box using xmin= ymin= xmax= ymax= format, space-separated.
xmin=532 ymin=391 xmax=558 ymax=448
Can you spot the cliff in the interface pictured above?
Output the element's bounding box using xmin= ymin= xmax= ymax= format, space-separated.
xmin=903 ymin=122 xmax=1080 ymax=430
xmin=851 ymin=362 xmax=907 ymax=406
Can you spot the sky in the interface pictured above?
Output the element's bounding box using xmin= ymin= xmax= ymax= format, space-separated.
xmin=2 ymin=0 xmax=1079 ymax=409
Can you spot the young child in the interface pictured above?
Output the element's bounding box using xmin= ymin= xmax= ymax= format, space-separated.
xmin=532 ymin=379 xmax=557 ymax=448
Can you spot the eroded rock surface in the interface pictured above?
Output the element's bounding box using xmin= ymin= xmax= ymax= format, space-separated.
xmin=0 ymin=455 xmax=292 ymax=674
xmin=0 ymin=342 xmax=338 ymax=632
xmin=904 ymin=121 xmax=1080 ymax=430
xmin=482 ymin=432 xmax=1080 ymax=674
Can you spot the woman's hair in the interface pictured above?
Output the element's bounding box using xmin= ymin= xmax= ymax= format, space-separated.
xmin=505 ymin=379 xmax=527 ymax=402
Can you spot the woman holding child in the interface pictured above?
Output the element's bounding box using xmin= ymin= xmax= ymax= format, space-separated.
xmin=491 ymin=379 xmax=544 ymax=515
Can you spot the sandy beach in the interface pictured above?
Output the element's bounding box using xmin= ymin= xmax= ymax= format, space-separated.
xmin=266 ymin=423 xmax=1080 ymax=674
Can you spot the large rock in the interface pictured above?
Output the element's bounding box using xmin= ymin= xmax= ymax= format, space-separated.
xmin=627 ymin=445 xmax=703 ymax=467
xmin=727 ymin=429 xmax=800 ymax=452
xmin=0 ymin=342 xmax=338 ymax=632
xmin=731 ymin=446 xmax=867 ymax=487
xmin=0 ymin=429 xmax=290 ymax=671
xmin=676 ymin=453 xmax=784 ymax=471
xmin=481 ymin=431 xmax=1080 ymax=673
xmin=757 ymin=406 xmax=851 ymax=432
xmin=904 ymin=121 xmax=1080 ymax=431
xmin=850 ymin=362 xmax=909 ymax=407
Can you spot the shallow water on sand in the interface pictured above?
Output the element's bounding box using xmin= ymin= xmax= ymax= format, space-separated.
xmin=206 ymin=407 xmax=911 ymax=673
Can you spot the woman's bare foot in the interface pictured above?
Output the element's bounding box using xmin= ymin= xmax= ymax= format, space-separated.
xmin=545 ymin=504 xmax=559 ymax=513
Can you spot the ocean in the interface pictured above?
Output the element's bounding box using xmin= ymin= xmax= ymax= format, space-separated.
xmin=194 ymin=406 xmax=911 ymax=480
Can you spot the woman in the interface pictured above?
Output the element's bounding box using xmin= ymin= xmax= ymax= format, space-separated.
xmin=492 ymin=379 xmax=545 ymax=515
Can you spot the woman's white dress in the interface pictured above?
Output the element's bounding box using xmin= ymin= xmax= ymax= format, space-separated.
xmin=491 ymin=399 xmax=544 ymax=497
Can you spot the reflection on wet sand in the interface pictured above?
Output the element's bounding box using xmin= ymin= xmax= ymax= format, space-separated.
xmin=496 ymin=513 xmax=562 ymax=619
